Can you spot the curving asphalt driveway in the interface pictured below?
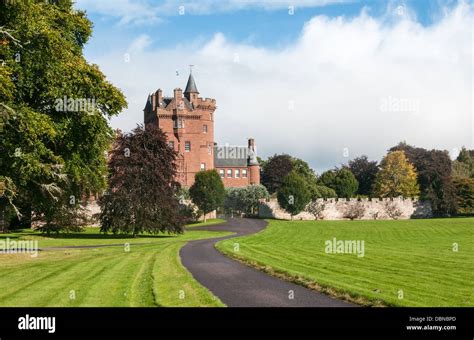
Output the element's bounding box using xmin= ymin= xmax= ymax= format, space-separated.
xmin=180 ymin=218 xmax=354 ymax=307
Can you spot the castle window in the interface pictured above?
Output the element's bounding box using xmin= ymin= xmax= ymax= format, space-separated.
xmin=227 ymin=169 xmax=232 ymax=178
xmin=200 ymin=163 xmax=206 ymax=171
xmin=203 ymin=124 xmax=208 ymax=133
xmin=185 ymin=141 xmax=191 ymax=152
xmin=169 ymin=141 xmax=174 ymax=150
xmin=242 ymin=169 xmax=248 ymax=178
xmin=208 ymin=143 xmax=212 ymax=155
xmin=219 ymin=169 xmax=224 ymax=178
xmin=235 ymin=169 xmax=240 ymax=178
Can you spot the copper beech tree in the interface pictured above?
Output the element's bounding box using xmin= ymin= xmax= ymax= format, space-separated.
xmin=99 ymin=125 xmax=184 ymax=235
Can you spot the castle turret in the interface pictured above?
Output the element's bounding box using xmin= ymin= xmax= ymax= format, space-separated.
xmin=184 ymin=71 xmax=199 ymax=103
xmin=248 ymin=138 xmax=260 ymax=185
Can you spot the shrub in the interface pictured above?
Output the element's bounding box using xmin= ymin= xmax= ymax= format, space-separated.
xmin=312 ymin=185 xmax=337 ymax=199
xmin=306 ymin=200 xmax=326 ymax=220
xmin=343 ymin=201 xmax=366 ymax=220
xmin=178 ymin=203 xmax=200 ymax=224
xmin=383 ymin=201 xmax=403 ymax=220
xmin=224 ymin=185 xmax=269 ymax=217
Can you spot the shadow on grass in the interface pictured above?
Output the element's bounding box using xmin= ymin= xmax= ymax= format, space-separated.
xmin=0 ymin=231 xmax=175 ymax=240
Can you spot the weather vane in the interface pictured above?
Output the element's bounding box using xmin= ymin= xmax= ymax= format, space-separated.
xmin=189 ymin=64 xmax=194 ymax=73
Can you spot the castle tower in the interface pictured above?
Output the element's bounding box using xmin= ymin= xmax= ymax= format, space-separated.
xmin=143 ymin=70 xmax=216 ymax=187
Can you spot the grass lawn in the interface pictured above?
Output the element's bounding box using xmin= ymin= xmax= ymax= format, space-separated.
xmin=186 ymin=218 xmax=226 ymax=228
xmin=0 ymin=225 xmax=232 ymax=307
xmin=216 ymin=218 xmax=474 ymax=307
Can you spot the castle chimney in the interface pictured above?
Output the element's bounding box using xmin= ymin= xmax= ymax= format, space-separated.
xmin=248 ymin=138 xmax=255 ymax=149
xmin=174 ymin=88 xmax=183 ymax=109
xmin=156 ymin=89 xmax=162 ymax=108
xmin=150 ymin=93 xmax=156 ymax=111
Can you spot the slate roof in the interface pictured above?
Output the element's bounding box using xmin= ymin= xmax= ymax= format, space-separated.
xmin=161 ymin=97 xmax=193 ymax=110
xmin=184 ymin=73 xmax=199 ymax=94
xmin=214 ymin=146 xmax=249 ymax=167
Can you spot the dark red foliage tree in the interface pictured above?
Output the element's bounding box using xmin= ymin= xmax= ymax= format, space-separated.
xmin=346 ymin=155 xmax=379 ymax=196
xmin=99 ymin=124 xmax=184 ymax=235
xmin=261 ymin=154 xmax=294 ymax=193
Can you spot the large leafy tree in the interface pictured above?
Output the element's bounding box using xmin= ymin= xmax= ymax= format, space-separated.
xmin=373 ymin=151 xmax=420 ymax=198
xmin=452 ymin=147 xmax=474 ymax=179
xmin=261 ymin=154 xmax=293 ymax=193
xmin=0 ymin=1 xmax=126 ymax=230
xmin=224 ymin=185 xmax=270 ymax=216
xmin=453 ymin=177 xmax=474 ymax=215
xmin=390 ymin=142 xmax=457 ymax=215
xmin=346 ymin=155 xmax=379 ymax=196
xmin=261 ymin=154 xmax=326 ymax=199
xmin=311 ymin=184 xmax=336 ymax=199
xmin=189 ymin=170 xmax=225 ymax=222
xmin=277 ymin=171 xmax=311 ymax=218
xmin=99 ymin=125 xmax=184 ymax=235
xmin=319 ymin=168 xmax=359 ymax=198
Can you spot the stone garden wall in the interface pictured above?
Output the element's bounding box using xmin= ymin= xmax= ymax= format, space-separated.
xmin=258 ymin=197 xmax=432 ymax=220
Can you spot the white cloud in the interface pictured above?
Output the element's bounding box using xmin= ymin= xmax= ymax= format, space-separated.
xmin=127 ymin=35 xmax=152 ymax=52
xmin=92 ymin=2 xmax=473 ymax=173
xmin=157 ymin=0 xmax=351 ymax=15
xmin=75 ymin=0 xmax=350 ymax=25
xmin=75 ymin=0 xmax=162 ymax=25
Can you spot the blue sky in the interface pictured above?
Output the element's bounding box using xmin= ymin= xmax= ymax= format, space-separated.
xmin=81 ymin=0 xmax=461 ymax=58
xmin=75 ymin=0 xmax=472 ymax=173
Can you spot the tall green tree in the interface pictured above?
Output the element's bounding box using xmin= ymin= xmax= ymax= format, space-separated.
xmin=390 ymin=142 xmax=457 ymax=215
xmin=277 ymin=171 xmax=311 ymax=218
xmin=99 ymin=125 xmax=184 ymax=235
xmin=311 ymin=185 xmax=337 ymax=199
xmin=0 ymin=0 xmax=126 ymax=230
xmin=261 ymin=154 xmax=325 ymax=199
xmin=190 ymin=170 xmax=225 ymax=222
xmin=373 ymin=151 xmax=420 ymax=198
xmin=452 ymin=147 xmax=474 ymax=179
xmin=319 ymin=168 xmax=359 ymax=198
xmin=453 ymin=177 xmax=474 ymax=215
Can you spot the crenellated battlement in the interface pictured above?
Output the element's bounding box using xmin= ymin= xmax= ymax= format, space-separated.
xmin=199 ymin=97 xmax=216 ymax=103
xmin=315 ymin=197 xmax=419 ymax=203
xmin=259 ymin=197 xmax=432 ymax=221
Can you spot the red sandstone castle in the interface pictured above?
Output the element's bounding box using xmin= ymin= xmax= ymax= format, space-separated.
xmin=144 ymin=71 xmax=260 ymax=187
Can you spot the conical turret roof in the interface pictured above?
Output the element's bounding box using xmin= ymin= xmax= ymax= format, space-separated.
xmin=184 ymin=72 xmax=199 ymax=94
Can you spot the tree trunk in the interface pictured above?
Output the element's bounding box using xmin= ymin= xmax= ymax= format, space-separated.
xmin=0 ymin=207 xmax=7 ymax=233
